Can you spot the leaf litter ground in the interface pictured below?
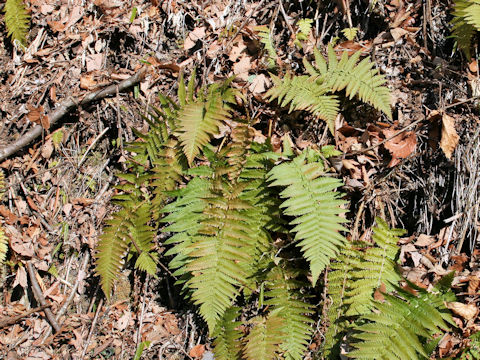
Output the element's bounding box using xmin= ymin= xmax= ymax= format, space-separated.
xmin=0 ymin=0 xmax=480 ymax=358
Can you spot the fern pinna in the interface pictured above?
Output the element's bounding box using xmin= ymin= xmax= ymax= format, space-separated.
xmin=266 ymin=44 xmax=391 ymax=133
xmin=451 ymin=0 xmax=480 ymax=59
xmin=4 ymin=0 xmax=30 ymax=46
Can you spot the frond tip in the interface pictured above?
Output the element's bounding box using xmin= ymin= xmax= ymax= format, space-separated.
xmin=268 ymin=151 xmax=348 ymax=285
xmin=4 ymin=0 xmax=30 ymax=46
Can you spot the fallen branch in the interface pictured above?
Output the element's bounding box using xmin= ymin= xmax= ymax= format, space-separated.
xmin=26 ymin=262 xmax=61 ymax=333
xmin=0 ymin=304 xmax=50 ymax=329
xmin=0 ymin=67 xmax=147 ymax=162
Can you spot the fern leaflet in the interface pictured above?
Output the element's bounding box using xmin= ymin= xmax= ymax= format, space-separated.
xmin=4 ymin=0 xmax=29 ymax=46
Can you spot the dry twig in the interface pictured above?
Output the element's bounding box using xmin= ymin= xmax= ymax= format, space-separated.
xmin=0 ymin=67 xmax=147 ymax=162
xmin=26 ymin=262 xmax=61 ymax=333
xmin=0 ymin=304 xmax=50 ymax=329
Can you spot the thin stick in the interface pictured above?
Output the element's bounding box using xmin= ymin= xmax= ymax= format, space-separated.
xmin=0 ymin=304 xmax=50 ymax=328
xmin=41 ymin=252 xmax=91 ymax=344
xmin=0 ymin=67 xmax=147 ymax=162
xmin=77 ymin=127 xmax=110 ymax=168
xmin=26 ymin=262 xmax=61 ymax=333
xmin=81 ymin=298 xmax=104 ymax=359
xmin=278 ymin=0 xmax=295 ymax=37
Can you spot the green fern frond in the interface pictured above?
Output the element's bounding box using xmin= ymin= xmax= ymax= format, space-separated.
xmin=311 ymin=45 xmax=392 ymax=118
xmin=176 ymin=92 xmax=231 ymax=165
xmin=186 ymin=184 xmax=258 ymax=333
xmin=95 ymin=208 xmax=132 ymax=299
xmin=0 ymin=226 xmax=7 ymax=264
xmin=324 ymin=219 xmax=404 ymax=357
xmin=266 ymin=44 xmax=390 ymax=133
xmin=451 ymin=0 xmax=480 ymax=59
xmin=266 ymin=73 xmax=340 ymax=132
xmin=243 ymin=315 xmax=284 ymax=360
xmin=0 ymin=170 xmax=5 ymax=201
xmin=297 ymin=19 xmax=313 ymax=41
xmin=161 ymin=177 xmax=210 ymax=279
xmin=255 ymin=25 xmax=278 ymax=68
xmin=4 ymin=0 xmax=30 ymax=46
xmin=212 ymin=306 xmax=243 ymax=360
xmin=350 ymin=285 xmax=452 ymax=360
xmin=264 ymin=267 xmax=314 ymax=360
xmin=268 ymin=151 xmax=348 ymax=285
xmin=457 ymin=331 xmax=480 ymax=359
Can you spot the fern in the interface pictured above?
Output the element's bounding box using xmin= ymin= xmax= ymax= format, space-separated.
xmin=264 ymin=266 xmax=314 ymax=360
xmin=266 ymin=44 xmax=391 ymax=132
xmin=457 ymin=331 xmax=480 ymax=359
xmin=268 ymin=150 xmax=348 ymax=285
xmin=243 ymin=315 xmax=284 ymax=360
xmin=451 ymin=0 xmax=480 ymax=59
xmin=4 ymin=0 xmax=30 ymax=46
xmin=212 ymin=306 xmax=243 ymax=360
xmin=255 ymin=25 xmax=278 ymax=68
xmin=323 ymin=218 xmax=455 ymax=359
xmin=350 ymin=284 xmax=453 ymax=359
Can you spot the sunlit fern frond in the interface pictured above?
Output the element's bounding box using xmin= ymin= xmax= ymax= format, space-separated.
xmin=243 ymin=315 xmax=284 ymax=360
xmin=310 ymin=45 xmax=392 ymax=118
xmin=264 ymin=267 xmax=314 ymax=360
xmin=185 ymin=182 xmax=260 ymax=333
xmin=268 ymin=151 xmax=348 ymax=285
xmin=349 ymin=285 xmax=452 ymax=360
xmin=4 ymin=0 xmax=30 ymax=46
xmin=266 ymin=73 xmax=339 ymax=133
xmin=161 ymin=177 xmax=210 ymax=280
xmin=324 ymin=218 xmax=404 ymax=358
xmin=176 ymin=92 xmax=231 ymax=165
xmin=212 ymin=306 xmax=243 ymax=360
xmin=451 ymin=0 xmax=480 ymax=59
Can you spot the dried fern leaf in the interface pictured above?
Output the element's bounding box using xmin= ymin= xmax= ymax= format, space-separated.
xmin=4 ymin=0 xmax=30 ymax=46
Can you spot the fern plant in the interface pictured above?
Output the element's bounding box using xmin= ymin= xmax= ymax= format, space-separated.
xmin=255 ymin=25 xmax=278 ymax=68
xmin=266 ymin=44 xmax=392 ymax=132
xmin=96 ymin=65 xmax=455 ymax=360
xmin=95 ymin=72 xmax=236 ymax=298
xmin=4 ymin=0 xmax=30 ymax=46
xmin=451 ymin=0 xmax=480 ymax=59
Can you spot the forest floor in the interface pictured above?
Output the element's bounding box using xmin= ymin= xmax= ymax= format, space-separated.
xmin=1 ymin=0 xmax=480 ymax=359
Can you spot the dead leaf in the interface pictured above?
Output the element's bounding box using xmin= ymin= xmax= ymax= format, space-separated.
xmin=249 ymin=74 xmax=270 ymax=95
xmin=468 ymin=276 xmax=479 ymax=295
xmin=415 ymin=234 xmax=436 ymax=247
xmin=41 ymin=139 xmax=54 ymax=159
xmin=446 ymin=302 xmax=478 ymax=321
xmin=189 ymin=344 xmax=205 ymax=358
xmin=233 ymin=55 xmax=251 ymax=81
xmin=184 ymin=27 xmax=206 ymax=50
xmin=440 ymin=113 xmax=459 ymax=159
xmin=382 ymin=129 xmax=416 ymax=167
xmin=390 ymin=28 xmax=409 ymax=42
xmin=86 ymin=53 xmax=104 ymax=72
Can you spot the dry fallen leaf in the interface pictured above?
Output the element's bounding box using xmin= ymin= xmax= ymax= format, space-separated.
xmin=415 ymin=234 xmax=436 ymax=247
xmin=382 ymin=129 xmax=417 ymax=167
xmin=184 ymin=27 xmax=206 ymax=50
xmin=189 ymin=344 xmax=205 ymax=358
xmin=440 ymin=113 xmax=459 ymax=159
xmin=446 ymin=302 xmax=478 ymax=321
